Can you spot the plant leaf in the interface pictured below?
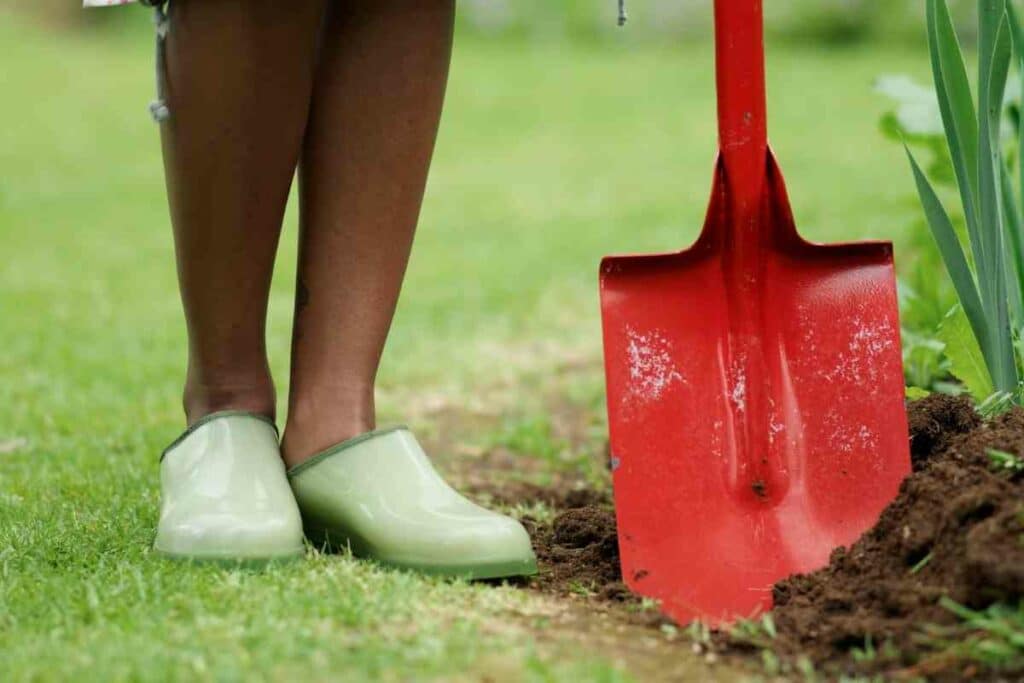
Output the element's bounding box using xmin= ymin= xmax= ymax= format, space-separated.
xmin=1006 ymin=0 xmax=1024 ymax=66
xmin=991 ymin=16 xmax=1020 ymax=391
xmin=977 ymin=2 xmax=1006 ymax=307
xmin=906 ymin=386 xmax=932 ymax=400
xmin=1010 ymin=1 xmax=1024 ymax=316
xmin=928 ymin=0 xmax=983 ymax=262
xmin=1000 ymin=162 xmax=1024 ymax=322
xmin=907 ymin=147 xmax=990 ymax=355
xmin=977 ymin=5 xmax=1019 ymax=392
xmin=940 ymin=305 xmax=996 ymax=401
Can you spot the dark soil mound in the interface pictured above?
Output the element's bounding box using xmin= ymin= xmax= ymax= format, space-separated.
xmin=756 ymin=396 xmax=1024 ymax=679
xmin=524 ymin=505 xmax=630 ymax=601
xmin=466 ymin=477 xmax=625 ymax=599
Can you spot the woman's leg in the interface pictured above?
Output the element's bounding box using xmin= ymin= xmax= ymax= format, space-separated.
xmin=161 ymin=0 xmax=326 ymax=424
xmin=281 ymin=0 xmax=456 ymax=466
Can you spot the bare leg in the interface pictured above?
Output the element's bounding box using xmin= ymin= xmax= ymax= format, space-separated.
xmin=161 ymin=0 xmax=326 ymax=424
xmin=281 ymin=0 xmax=456 ymax=466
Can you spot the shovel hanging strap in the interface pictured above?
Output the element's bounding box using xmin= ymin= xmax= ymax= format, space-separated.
xmin=141 ymin=0 xmax=171 ymax=123
xmin=713 ymin=0 xmax=767 ymax=210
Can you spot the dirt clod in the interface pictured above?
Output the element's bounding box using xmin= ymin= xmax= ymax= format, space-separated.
xmin=906 ymin=393 xmax=981 ymax=469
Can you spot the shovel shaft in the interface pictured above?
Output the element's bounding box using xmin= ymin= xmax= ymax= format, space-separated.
xmin=713 ymin=0 xmax=776 ymax=503
xmin=714 ymin=0 xmax=768 ymax=215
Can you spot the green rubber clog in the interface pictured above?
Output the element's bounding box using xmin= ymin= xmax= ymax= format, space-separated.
xmin=154 ymin=411 xmax=305 ymax=563
xmin=288 ymin=427 xmax=538 ymax=579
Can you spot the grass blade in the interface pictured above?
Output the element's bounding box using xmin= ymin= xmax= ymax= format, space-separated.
xmin=928 ymin=0 xmax=983 ymax=261
xmin=907 ymin=147 xmax=990 ymax=357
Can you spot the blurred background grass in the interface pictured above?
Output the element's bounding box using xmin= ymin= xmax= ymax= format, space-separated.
xmin=7 ymin=0 xmax=982 ymax=45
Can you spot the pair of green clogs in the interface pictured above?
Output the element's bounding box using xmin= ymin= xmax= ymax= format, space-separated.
xmin=153 ymin=412 xmax=537 ymax=578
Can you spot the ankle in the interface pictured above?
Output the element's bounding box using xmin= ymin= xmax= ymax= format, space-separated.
xmin=281 ymin=396 xmax=375 ymax=468
xmin=183 ymin=375 xmax=277 ymax=426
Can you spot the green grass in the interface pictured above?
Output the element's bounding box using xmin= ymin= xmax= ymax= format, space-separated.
xmin=0 ymin=8 xmax=927 ymax=681
xmin=917 ymin=599 xmax=1024 ymax=676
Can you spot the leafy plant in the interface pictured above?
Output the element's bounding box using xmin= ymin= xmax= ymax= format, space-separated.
xmin=906 ymin=0 xmax=1024 ymax=405
xmin=900 ymin=281 xmax=956 ymax=394
xmin=900 ymin=252 xmax=957 ymax=393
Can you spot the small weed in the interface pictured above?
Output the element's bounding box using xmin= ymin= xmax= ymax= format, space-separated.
xmin=623 ymin=597 xmax=660 ymax=614
xmin=729 ymin=614 xmax=777 ymax=649
xmin=507 ymin=501 xmax=555 ymax=524
xmin=567 ymin=581 xmax=594 ymax=597
xmin=909 ymin=551 xmax=933 ymax=574
xmin=637 ymin=597 xmax=660 ymax=612
xmin=979 ymin=391 xmax=1019 ymax=418
xmin=795 ymin=655 xmax=819 ymax=681
xmin=761 ymin=648 xmax=781 ymax=675
xmin=851 ymin=635 xmax=877 ymax=663
xmin=685 ymin=620 xmax=712 ymax=647
xmin=988 ymin=449 xmax=1024 ymax=474
xmin=880 ymin=639 xmax=900 ymax=661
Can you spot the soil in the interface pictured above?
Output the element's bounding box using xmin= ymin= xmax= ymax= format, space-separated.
xmin=477 ymin=394 xmax=1024 ymax=680
xmin=524 ymin=505 xmax=628 ymax=601
xmin=749 ymin=395 xmax=1024 ymax=680
xmin=463 ymin=459 xmax=669 ymax=626
xmin=468 ymin=478 xmax=630 ymax=603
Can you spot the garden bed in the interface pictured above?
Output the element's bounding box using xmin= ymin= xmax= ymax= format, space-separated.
xmin=492 ymin=396 xmax=1024 ymax=679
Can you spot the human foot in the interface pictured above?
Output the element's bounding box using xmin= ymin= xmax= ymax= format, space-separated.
xmin=287 ymin=427 xmax=537 ymax=579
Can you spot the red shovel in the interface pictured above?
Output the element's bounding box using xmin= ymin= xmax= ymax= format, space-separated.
xmin=599 ymin=0 xmax=911 ymax=626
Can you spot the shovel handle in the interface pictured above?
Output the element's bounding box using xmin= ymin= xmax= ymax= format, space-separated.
xmin=714 ymin=0 xmax=768 ymax=208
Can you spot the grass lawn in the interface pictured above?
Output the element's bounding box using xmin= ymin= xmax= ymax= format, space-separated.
xmin=1 ymin=8 xmax=929 ymax=681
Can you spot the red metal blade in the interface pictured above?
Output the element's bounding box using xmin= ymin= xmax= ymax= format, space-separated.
xmin=599 ymin=155 xmax=910 ymax=625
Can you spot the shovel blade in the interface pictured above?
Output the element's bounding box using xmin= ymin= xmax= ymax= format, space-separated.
xmin=599 ymin=155 xmax=910 ymax=626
